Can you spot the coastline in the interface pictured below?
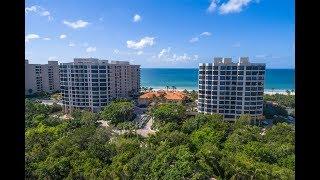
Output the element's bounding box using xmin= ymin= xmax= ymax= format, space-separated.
xmin=142 ymin=87 xmax=295 ymax=95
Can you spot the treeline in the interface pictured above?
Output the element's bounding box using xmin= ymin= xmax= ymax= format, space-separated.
xmin=25 ymin=101 xmax=295 ymax=179
xmin=263 ymin=94 xmax=295 ymax=108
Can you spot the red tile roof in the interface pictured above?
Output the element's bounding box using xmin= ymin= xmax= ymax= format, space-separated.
xmin=139 ymin=90 xmax=187 ymax=101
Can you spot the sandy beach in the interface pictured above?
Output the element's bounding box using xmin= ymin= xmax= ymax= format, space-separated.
xmin=143 ymin=87 xmax=295 ymax=95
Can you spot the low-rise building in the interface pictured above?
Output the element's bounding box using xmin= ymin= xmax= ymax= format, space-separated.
xmin=138 ymin=90 xmax=188 ymax=106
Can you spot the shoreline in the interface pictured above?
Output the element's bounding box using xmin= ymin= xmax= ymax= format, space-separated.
xmin=141 ymin=87 xmax=295 ymax=95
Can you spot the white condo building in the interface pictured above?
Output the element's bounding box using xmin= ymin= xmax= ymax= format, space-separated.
xmin=25 ymin=60 xmax=60 ymax=95
xmin=198 ymin=57 xmax=266 ymax=120
xmin=60 ymin=58 xmax=140 ymax=112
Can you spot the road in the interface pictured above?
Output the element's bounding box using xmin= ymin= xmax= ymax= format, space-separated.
xmin=136 ymin=117 xmax=156 ymax=137
xmin=98 ymin=116 xmax=156 ymax=137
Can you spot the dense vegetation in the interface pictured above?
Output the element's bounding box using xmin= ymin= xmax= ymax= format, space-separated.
xmin=25 ymin=100 xmax=295 ymax=179
xmin=101 ymin=100 xmax=135 ymax=125
xmin=263 ymin=103 xmax=288 ymax=119
xmin=263 ymin=94 xmax=295 ymax=108
xmin=263 ymin=94 xmax=295 ymax=119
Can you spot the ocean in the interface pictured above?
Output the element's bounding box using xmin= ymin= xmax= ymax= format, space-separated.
xmin=141 ymin=68 xmax=295 ymax=92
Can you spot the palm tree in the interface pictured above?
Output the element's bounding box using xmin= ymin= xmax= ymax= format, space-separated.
xmin=166 ymin=85 xmax=169 ymax=91
xmin=271 ymin=88 xmax=275 ymax=93
xmin=286 ymin=90 xmax=291 ymax=95
xmin=143 ymin=87 xmax=148 ymax=92
xmin=172 ymin=86 xmax=176 ymax=91
xmin=149 ymin=87 xmax=153 ymax=91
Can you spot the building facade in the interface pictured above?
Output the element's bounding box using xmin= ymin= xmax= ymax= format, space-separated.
xmin=198 ymin=57 xmax=265 ymax=120
xmin=60 ymin=58 xmax=140 ymax=112
xmin=25 ymin=60 xmax=60 ymax=95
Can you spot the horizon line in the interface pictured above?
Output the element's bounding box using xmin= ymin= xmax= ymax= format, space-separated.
xmin=141 ymin=67 xmax=295 ymax=69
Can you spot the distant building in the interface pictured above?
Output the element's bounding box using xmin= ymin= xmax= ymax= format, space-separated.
xmin=138 ymin=90 xmax=188 ymax=106
xmin=25 ymin=60 xmax=60 ymax=95
xmin=60 ymin=58 xmax=140 ymax=112
xmin=198 ymin=57 xmax=266 ymax=120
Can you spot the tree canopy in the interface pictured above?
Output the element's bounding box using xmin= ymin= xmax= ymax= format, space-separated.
xmin=151 ymin=103 xmax=186 ymax=123
xmin=101 ymin=101 xmax=135 ymax=125
xmin=26 ymin=100 xmax=295 ymax=179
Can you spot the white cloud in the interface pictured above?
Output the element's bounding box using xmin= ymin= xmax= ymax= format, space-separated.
xmin=127 ymin=36 xmax=155 ymax=49
xmin=158 ymin=47 xmax=171 ymax=58
xmin=157 ymin=47 xmax=198 ymax=62
xmin=25 ymin=34 xmax=40 ymax=42
xmin=25 ymin=5 xmax=52 ymax=20
xmin=68 ymin=42 xmax=75 ymax=47
xmin=190 ymin=32 xmax=211 ymax=43
xmin=41 ymin=11 xmax=50 ymax=16
xmin=113 ymin=49 xmax=120 ymax=54
xmin=219 ymin=0 xmax=252 ymax=14
xmin=207 ymin=0 xmax=257 ymax=15
xmin=189 ymin=37 xmax=199 ymax=43
xmin=63 ymin=20 xmax=90 ymax=29
xmin=86 ymin=47 xmax=96 ymax=53
xmin=136 ymin=51 xmax=143 ymax=55
xmin=82 ymin=42 xmax=89 ymax=47
xmin=255 ymin=54 xmax=281 ymax=59
xmin=48 ymin=56 xmax=57 ymax=61
xmin=200 ymin=32 xmax=212 ymax=36
xmin=25 ymin=6 xmax=38 ymax=14
xmin=59 ymin=34 xmax=67 ymax=39
xmin=175 ymin=53 xmax=191 ymax=61
xmin=133 ymin=14 xmax=142 ymax=22
xmin=208 ymin=0 xmax=218 ymax=13
xmin=43 ymin=37 xmax=50 ymax=40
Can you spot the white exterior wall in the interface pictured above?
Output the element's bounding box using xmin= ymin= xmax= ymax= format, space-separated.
xmin=60 ymin=58 xmax=140 ymax=113
xmin=198 ymin=57 xmax=266 ymax=120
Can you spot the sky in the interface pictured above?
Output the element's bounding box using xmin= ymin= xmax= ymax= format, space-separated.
xmin=25 ymin=0 xmax=295 ymax=68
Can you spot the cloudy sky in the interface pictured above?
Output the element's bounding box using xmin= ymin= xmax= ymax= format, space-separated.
xmin=25 ymin=0 xmax=294 ymax=68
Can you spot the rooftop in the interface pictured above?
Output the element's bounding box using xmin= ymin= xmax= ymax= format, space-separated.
xmin=139 ymin=90 xmax=188 ymax=101
xmin=199 ymin=57 xmax=265 ymax=66
xmin=61 ymin=58 xmax=139 ymax=66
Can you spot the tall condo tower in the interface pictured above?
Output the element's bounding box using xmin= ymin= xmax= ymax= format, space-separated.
xmin=198 ymin=57 xmax=265 ymax=120
xmin=25 ymin=60 xmax=60 ymax=95
xmin=60 ymin=58 xmax=140 ymax=112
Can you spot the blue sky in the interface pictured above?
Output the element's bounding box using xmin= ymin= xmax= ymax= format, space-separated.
xmin=25 ymin=0 xmax=295 ymax=68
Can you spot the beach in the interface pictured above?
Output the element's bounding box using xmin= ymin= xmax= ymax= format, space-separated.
xmin=143 ymin=87 xmax=295 ymax=95
xmin=141 ymin=68 xmax=295 ymax=93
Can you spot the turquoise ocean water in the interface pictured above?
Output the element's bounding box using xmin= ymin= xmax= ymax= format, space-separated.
xmin=141 ymin=68 xmax=295 ymax=91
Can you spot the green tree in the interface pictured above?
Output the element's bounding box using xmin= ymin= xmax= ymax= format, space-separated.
xmin=151 ymin=103 xmax=186 ymax=123
xmin=234 ymin=114 xmax=252 ymax=128
xmin=101 ymin=101 xmax=135 ymax=125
